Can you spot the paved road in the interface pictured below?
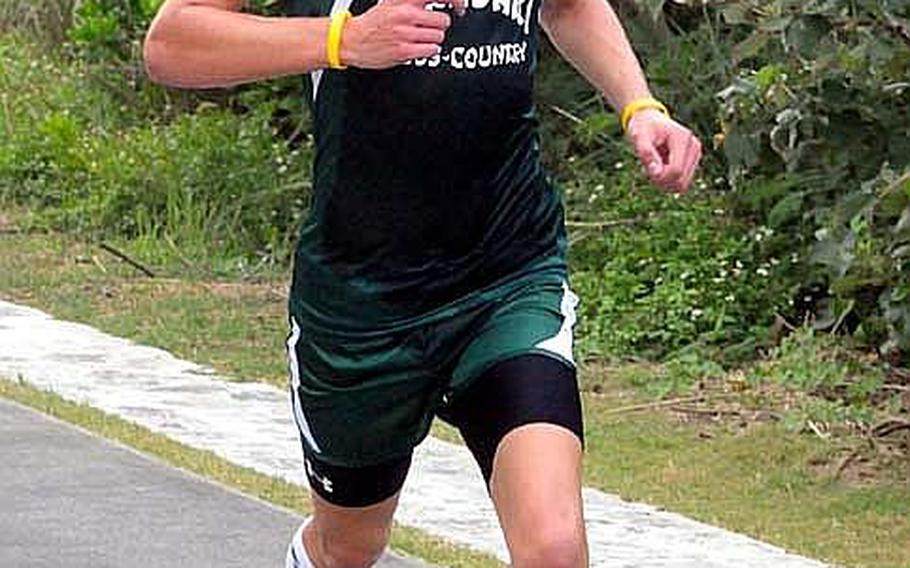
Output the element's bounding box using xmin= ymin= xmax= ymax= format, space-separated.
xmin=0 ymin=399 xmax=424 ymax=568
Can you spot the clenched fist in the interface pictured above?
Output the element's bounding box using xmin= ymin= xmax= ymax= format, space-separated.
xmin=626 ymin=110 xmax=702 ymax=194
xmin=341 ymin=0 xmax=465 ymax=68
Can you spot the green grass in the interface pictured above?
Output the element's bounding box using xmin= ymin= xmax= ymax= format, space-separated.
xmin=0 ymin=378 xmax=503 ymax=568
xmin=2 ymin=229 xmax=910 ymax=568
xmin=582 ymin=405 xmax=910 ymax=567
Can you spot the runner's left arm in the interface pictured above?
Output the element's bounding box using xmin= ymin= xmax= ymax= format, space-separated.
xmin=540 ymin=0 xmax=701 ymax=192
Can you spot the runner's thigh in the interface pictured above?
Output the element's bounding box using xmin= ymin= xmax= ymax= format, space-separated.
xmin=287 ymin=316 xmax=437 ymax=508
xmin=439 ymin=276 xmax=584 ymax=481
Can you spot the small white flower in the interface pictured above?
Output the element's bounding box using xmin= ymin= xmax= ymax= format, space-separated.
xmin=756 ymin=267 xmax=770 ymax=277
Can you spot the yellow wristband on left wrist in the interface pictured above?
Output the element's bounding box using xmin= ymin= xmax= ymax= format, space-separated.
xmin=621 ymin=97 xmax=669 ymax=132
xmin=326 ymin=11 xmax=351 ymax=70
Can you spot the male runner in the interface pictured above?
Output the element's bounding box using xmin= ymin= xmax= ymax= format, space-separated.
xmin=145 ymin=0 xmax=701 ymax=565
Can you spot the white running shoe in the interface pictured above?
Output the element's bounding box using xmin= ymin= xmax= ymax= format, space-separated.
xmin=285 ymin=520 xmax=310 ymax=568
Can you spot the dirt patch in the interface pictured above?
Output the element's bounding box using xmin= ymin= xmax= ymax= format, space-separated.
xmin=810 ymin=434 xmax=910 ymax=487
xmin=579 ymin=360 xmax=658 ymax=408
xmin=668 ymin=376 xmax=910 ymax=487
xmin=0 ymin=206 xmax=35 ymax=235
xmin=192 ymin=280 xmax=287 ymax=301
xmin=0 ymin=212 xmax=17 ymax=233
xmin=584 ymin=361 xmax=910 ymax=487
xmin=62 ymin=278 xmax=287 ymax=320
xmin=81 ymin=278 xmax=285 ymax=301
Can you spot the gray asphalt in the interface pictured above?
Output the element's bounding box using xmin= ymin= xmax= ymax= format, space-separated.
xmin=0 ymin=398 xmax=426 ymax=568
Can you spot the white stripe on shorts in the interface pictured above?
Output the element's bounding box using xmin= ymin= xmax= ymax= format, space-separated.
xmin=287 ymin=317 xmax=322 ymax=453
xmin=533 ymin=281 xmax=579 ymax=366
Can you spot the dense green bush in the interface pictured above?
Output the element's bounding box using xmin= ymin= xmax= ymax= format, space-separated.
xmin=712 ymin=0 xmax=910 ymax=358
xmin=563 ymin=158 xmax=790 ymax=361
xmin=1 ymin=0 xmax=311 ymax=275
xmin=0 ymin=0 xmax=76 ymax=46
xmin=570 ymin=0 xmax=910 ymax=360
xmin=68 ymin=0 xmax=158 ymax=61
xmin=0 ymin=39 xmax=312 ymax=270
xmin=66 ymin=0 xmax=281 ymax=61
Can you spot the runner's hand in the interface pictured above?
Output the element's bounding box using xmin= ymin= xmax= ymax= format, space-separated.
xmin=626 ymin=110 xmax=702 ymax=194
xmin=340 ymin=0 xmax=464 ymax=69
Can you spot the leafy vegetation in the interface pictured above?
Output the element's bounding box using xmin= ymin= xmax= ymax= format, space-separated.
xmin=0 ymin=0 xmax=76 ymax=45
xmin=712 ymin=0 xmax=910 ymax=360
xmin=554 ymin=0 xmax=910 ymax=363
xmin=0 ymin=38 xmax=311 ymax=274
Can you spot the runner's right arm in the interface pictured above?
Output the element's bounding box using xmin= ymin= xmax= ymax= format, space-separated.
xmin=144 ymin=0 xmax=461 ymax=89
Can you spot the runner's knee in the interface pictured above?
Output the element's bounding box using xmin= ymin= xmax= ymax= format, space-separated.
xmin=313 ymin=520 xmax=391 ymax=568
xmin=511 ymin=526 xmax=586 ymax=568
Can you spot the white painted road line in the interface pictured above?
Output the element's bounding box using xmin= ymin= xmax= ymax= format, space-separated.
xmin=0 ymin=299 xmax=831 ymax=567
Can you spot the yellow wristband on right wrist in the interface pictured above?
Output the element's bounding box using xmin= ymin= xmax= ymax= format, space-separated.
xmin=326 ymin=11 xmax=351 ymax=70
xmin=621 ymin=97 xmax=669 ymax=132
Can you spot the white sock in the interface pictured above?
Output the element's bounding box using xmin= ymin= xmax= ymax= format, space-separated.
xmin=285 ymin=519 xmax=315 ymax=568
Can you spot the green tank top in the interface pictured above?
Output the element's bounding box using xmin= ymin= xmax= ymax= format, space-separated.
xmin=285 ymin=0 xmax=567 ymax=331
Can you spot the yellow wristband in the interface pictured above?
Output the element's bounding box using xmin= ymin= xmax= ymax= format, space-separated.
xmin=326 ymin=11 xmax=351 ymax=70
xmin=620 ymin=97 xmax=669 ymax=132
